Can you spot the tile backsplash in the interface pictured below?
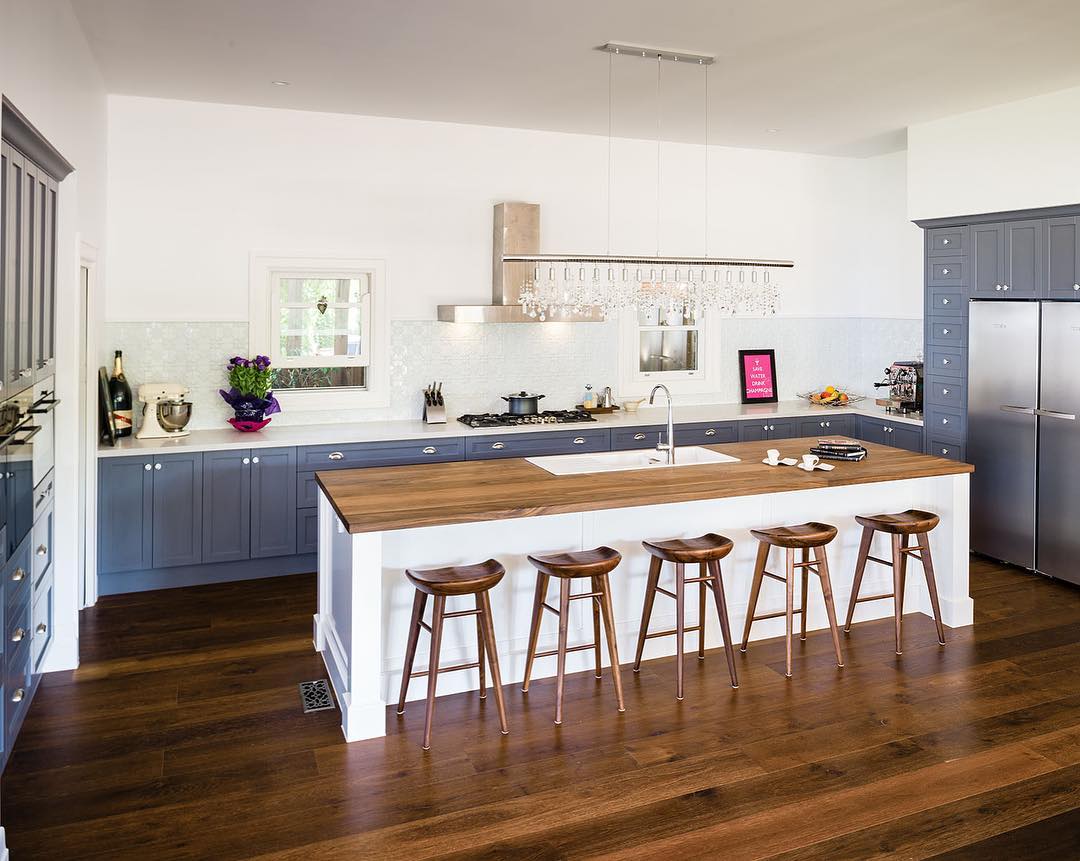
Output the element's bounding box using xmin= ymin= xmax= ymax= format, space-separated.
xmin=102 ymin=317 xmax=921 ymax=431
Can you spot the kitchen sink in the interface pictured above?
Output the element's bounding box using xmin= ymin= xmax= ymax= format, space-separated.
xmin=526 ymin=446 xmax=741 ymax=476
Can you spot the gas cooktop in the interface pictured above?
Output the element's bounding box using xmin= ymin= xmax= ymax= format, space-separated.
xmin=458 ymin=410 xmax=597 ymax=429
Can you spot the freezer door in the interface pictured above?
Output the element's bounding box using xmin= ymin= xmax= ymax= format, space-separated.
xmin=1037 ymin=302 xmax=1080 ymax=585
xmin=967 ymin=301 xmax=1039 ymax=569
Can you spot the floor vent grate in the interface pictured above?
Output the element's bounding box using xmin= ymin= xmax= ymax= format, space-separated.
xmin=299 ymin=679 xmax=336 ymax=714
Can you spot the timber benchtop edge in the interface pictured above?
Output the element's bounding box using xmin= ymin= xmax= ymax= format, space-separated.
xmin=315 ymin=437 xmax=973 ymax=535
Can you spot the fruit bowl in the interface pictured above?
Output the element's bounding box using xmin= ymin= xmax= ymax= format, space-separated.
xmin=798 ymin=386 xmax=865 ymax=407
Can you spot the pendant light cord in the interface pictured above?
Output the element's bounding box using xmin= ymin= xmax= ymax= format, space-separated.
xmin=656 ymin=54 xmax=662 ymax=259
xmin=704 ymin=61 xmax=709 ymax=259
xmin=607 ymin=49 xmax=613 ymax=257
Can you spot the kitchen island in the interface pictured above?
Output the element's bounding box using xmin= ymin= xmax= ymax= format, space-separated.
xmin=314 ymin=438 xmax=972 ymax=742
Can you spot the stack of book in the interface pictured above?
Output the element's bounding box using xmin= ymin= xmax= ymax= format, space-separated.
xmin=811 ymin=438 xmax=867 ymax=462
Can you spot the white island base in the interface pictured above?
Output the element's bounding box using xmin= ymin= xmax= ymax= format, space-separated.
xmin=315 ymin=473 xmax=971 ymax=742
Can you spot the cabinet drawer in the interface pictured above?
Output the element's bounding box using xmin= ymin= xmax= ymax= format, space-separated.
xmin=466 ymin=428 xmax=610 ymax=460
xmin=610 ymin=425 xmax=665 ymax=451
xmin=927 ymin=437 xmax=965 ymax=462
xmin=928 ymin=227 xmax=967 ymax=257
xmin=677 ymin=421 xmax=738 ymax=446
xmin=297 ymin=508 xmax=318 ymax=555
xmin=5 ymin=593 xmax=30 ymax=658
xmin=927 ymin=286 xmax=964 ymax=316
xmin=927 ymin=256 xmax=966 ymax=287
xmin=861 ymin=419 xmax=923 ymax=452
xmin=299 ymin=437 xmax=465 ymax=471
xmin=4 ymin=536 xmax=31 ymax=616
xmin=927 ymin=315 xmax=966 ymax=347
xmin=31 ymin=501 xmax=53 ymax=593
xmin=5 ymin=640 xmax=32 ymax=748
xmin=31 ymin=580 xmax=53 ymax=673
xmin=926 ymin=345 xmax=965 ymax=378
xmin=925 ymin=376 xmax=965 ymax=408
xmin=798 ymin=415 xmax=852 ymax=437
xmin=924 ymin=406 xmax=964 ymax=442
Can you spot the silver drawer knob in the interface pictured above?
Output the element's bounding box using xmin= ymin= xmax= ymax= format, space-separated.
xmin=252 ymin=456 xmax=260 ymax=464
xmin=942 ymin=298 xmax=950 ymax=305
xmin=942 ymin=238 xmax=950 ymax=245
xmin=11 ymin=628 xmax=25 ymax=642
xmin=820 ymin=421 xmax=826 ymax=428
xmin=633 ymin=433 xmax=646 ymax=440
xmin=11 ymin=568 xmax=24 ymax=582
xmin=242 ymin=457 xmax=250 ymax=465
xmin=328 ymin=452 xmax=344 ymax=461
xmin=704 ymin=428 xmax=717 ymax=436
xmin=942 ymin=418 xmax=949 ymax=425
xmin=942 ymin=358 xmax=950 ymax=365
xmin=941 ymin=448 xmax=950 ymax=455
xmin=1074 ymin=284 xmax=1080 ymax=291
xmin=491 ymin=442 xmax=505 ymax=450
xmin=942 ymin=388 xmax=950 ymax=395
xmin=1002 ymin=284 xmax=1010 ymax=291
xmin=769 ymin=425 xmax=775 ymax=431
xmin=572 ymin=437 xmax=586 ymax=445
xmin=422 ymin=446 xmax=437 ymax=454
xmin=942 ymin=328 xmax=950 ymax=335
xmin=762 ymin=425 xmax=769 ymax=431
xmin=154 ymin=463 xmax=162 ymax=470
xmin=144 ymin=463 xmax=152 ymax=471
xmin=995 ymin=284 xmax=1002 ymax=291
xmin=826 ymin=421 xmax=831 ymax=427
xmin=36 ymin=545 xmax=47 ymax=557
xmin=11 ymin=688 xmax=24 ymax=704
xmin=36 ymin=623 xmax=46 ymax=634
xmin=941 ymin=268 xmax=949 ymax=275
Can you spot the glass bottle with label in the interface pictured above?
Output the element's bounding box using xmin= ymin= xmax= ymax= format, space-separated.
xmin=109 ymin=350 xmax=133 ymax=437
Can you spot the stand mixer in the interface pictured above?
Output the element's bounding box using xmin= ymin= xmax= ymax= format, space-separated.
xmin=135 ymin=383 xmax=193 ymax=439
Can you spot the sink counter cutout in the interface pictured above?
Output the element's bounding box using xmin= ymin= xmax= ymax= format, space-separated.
xmin=526 ymin=445 xmax=740 ymax=475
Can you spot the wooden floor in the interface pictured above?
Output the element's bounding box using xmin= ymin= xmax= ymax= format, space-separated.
xmin=3 ymin=558 xmax=1080 ymax=859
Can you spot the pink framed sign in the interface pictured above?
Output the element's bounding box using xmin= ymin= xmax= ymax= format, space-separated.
xmin=739 ymin=349 xmax=778 ymax=404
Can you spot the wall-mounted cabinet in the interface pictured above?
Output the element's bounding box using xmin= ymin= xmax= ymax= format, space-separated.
xmin=1047 ymin=216 xmax=1080 ymax=300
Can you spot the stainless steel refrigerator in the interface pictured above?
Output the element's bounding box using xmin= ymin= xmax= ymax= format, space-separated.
xmin=968 ymin=301 xmax=1080 ymax=585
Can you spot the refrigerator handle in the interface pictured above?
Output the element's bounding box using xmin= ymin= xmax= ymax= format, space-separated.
xmin=999 ymin=405 xmax=1036 ymax=415
xmin=1035 ymin=408 xmax=1077 ymax=421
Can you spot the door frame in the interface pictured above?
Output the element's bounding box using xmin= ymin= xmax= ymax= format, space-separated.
xmin=79 ymin=240 xmax=99 ymax=608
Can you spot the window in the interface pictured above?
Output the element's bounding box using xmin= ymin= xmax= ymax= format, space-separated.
xmin=617 ymin=307 xmax=717 ymax=396
xmin=249 ymin=254 xmax=389 ymax=409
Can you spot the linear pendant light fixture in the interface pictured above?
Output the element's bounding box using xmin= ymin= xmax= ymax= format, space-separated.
xmin=513 ymin=43 xmax=792 ymax=321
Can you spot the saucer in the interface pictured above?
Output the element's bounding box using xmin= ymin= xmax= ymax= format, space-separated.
xmin=796 ymin=462 xmax=835 ymax=472
xmin=762 ymin=457 xmax=798 ymax=467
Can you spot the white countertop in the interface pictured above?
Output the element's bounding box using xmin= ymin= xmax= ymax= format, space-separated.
xmin=98 ymin=400 xmax=922 ymax=458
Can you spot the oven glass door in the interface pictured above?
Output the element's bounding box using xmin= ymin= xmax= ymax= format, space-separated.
xmin=30 ymin=378 xmax=57 ymax=490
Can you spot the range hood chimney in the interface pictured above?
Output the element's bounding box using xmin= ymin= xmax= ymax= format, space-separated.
xmin=437 ymin=202 xmax=604 ymax=323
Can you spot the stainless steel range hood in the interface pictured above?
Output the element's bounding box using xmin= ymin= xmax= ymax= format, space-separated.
xmin=437 ymin=203 xmax=604 ymax=323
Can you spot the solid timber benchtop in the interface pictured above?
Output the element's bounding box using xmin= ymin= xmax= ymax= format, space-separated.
xmin=315 ymin=437 xmax=973 ymax=534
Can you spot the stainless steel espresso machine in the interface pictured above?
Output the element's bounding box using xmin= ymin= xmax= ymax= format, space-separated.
xmin=874 ymin=361 xmax=924 ymax=416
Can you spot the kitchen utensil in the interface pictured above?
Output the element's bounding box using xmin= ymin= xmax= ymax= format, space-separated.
xmin=502 ymin=391 xmax=546 ymax=415
xmin=436 ymin=382 xmax=443 ymax=405
xmin=157 ymin=400 xmax=193 ymax=432
xmin=600 ymin=386 xmax=613 ymax=408
xmin=621 ymin=398 xmax=645 ymax=413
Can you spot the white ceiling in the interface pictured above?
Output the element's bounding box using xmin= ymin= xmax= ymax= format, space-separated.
xmin=71 ymin=0 xmax=1080 ymax=157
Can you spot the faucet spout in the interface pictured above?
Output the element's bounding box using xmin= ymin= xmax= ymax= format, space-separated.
xmin=649 ymin=384 xmax=675 ymax=465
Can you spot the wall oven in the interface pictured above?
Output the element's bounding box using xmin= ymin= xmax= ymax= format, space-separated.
xmin=2 ymin=388 xmax=38 ymax=560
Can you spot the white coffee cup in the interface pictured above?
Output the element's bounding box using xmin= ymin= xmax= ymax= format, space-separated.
xmin=766 ymin=448 xmax=780 ymax=465
xmin=801 ymin=453 xmax=820 ymax=470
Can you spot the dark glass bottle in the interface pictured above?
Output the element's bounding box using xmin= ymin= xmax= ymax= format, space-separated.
xmin=109 ymin=350 xmax=133 ymax=437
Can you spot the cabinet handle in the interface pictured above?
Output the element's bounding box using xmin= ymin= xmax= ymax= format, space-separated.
xmin=19 ymin=368 xmax=32 ymax=378
xmin=941 ymin=267 xmax=949 ymax=275
xmin=328 ymin=452 xmax=344 ymax=461
xmin=942 ymin=297 xmax=950 ymax=305
xmin=995 ymin=284 xmax=1002 ymax=291
xmin=1074 ymin=284 xmax=1080 ymax=291
xmin=242 ymin=457 xmax=250 ymax=465
xmin=154 ymin=463 xmax=162 ymax=470
xmin=572 ymin=437 xmax=586 ymax=445
xmin=942 ymin=237 xmax=950 ymax=245
xmin=762 ymin=425 xmax=769 ymax=431
xmin=941 ymin=448 xmax=950 ymax=455
xmin=942 ymin=358 xmax=950 ymax=365
xmin=942 ymin=328 xmax=950 ymax=335
xmin=10 ymin=627 xmax=25 ymax=643
xmin=1003 ymin=284 xmax=1010 ymax=291
xmin=35 ymin=544 xmax=47 ymax=557
xmin=826 ymin=421 xmax=831 ymax=427
xmin=633 ymin=433 xmax=646 ymax=440
xmin=36 ymin=623 xmax=46 ymax=635
xmin=942 ymin=418 xmax=950 ymax=425
xmin=11 ymin=688 xmax=24 ymax=704
xmin=942 ymin=388 xmax=950 ymax=395
xmin=491 ymin=442 xmax=505 ymax=450
xmin=252 ymin=456 xmax=260 ymax=464
xmin=704 ymin=428 xmax=717 ymax=436
xmin=11 ymin=568 xmax=24 ymax=582
xmin=422 ymin=446 xmax=437 ymax=454
xmin=144 ymin=463 xmax=152 ymax=471
xmin=769 ymin=425 xmax=775 ymax=431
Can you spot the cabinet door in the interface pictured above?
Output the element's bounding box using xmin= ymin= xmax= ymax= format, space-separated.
xmin=97 ymin=458 xmax=154 ymax=574
xmin=1047 ymin=216 xmax=1080 ymax=300
xmin=250 ymin=447 xmax=297 ymax=559
xmin=854 ymin=416 xmax=885 ymax=446
xmin=11 ymin=148 xmax=34 ymax=392
xmin=738 ymin=421 xmax=770 ymax=442
xmin=34 ymin=176 xmax=56 ymax=378
xmin=1 ymin=142 xmax=12 ymax=396
xmin=151 ymin=453 xmax=203 ymax=569
xmin=769 ymin=419 xmax=799 ymax=440
xmin=970 ymin=222 xmax=1005 ymax=298
xmin=798 ymin=415 xmax=850 ymax=437
xmin=889 ymin=423 xmax=925 ymax=452
xmin=1003 ymin=219 xmax=1044 ymax=298
xmin=202 ymin=449 xmax=251 ymax=564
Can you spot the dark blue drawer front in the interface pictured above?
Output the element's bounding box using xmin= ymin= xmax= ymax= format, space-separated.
xmin=927 ymin=344 xmax=965 ymax=378
xmin=927 ymin=315 xmax=966 ymax=347
xmin=925 ymin=406 xmax=964 ymax=442
xmin=466 ymin=428 xmax=610 ymax=460
xmin=927 ymin=436 xmax=965 ymax=462
xmin=927 ymin=286 xmax=964 ymax=316
xmin=925 ymin=376 xmax=965 ymax=408
xmin=3 ymin=535 xmax=31 ymax=618
xmin=4 ymin=639 xmax=32 ymax=752
xmin=928 ymin=226 xmax=967 ymax=257
xmin=677 ymin=421 xmax=739 ymax=446
xmin=611 ymin=425 xmax=665 ymax=451
xmin=299 ymin=437 xmax=465 ymax=471
xmin=927 ymin=256 xmax=966 ymax=287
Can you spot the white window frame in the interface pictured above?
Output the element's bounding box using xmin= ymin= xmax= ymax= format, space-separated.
xmin=249 ymin=252 xmax=390 ymax=411
xmin=617 ymin=307 xmax=719 ymax=397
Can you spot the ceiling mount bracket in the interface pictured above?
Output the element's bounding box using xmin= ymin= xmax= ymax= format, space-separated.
xmin=599 ymin=43 xmax=715 ymax=65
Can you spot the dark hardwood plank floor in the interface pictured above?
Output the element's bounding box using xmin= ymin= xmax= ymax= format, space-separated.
xmin=3 ymin=557 xmax=1079 ymax=859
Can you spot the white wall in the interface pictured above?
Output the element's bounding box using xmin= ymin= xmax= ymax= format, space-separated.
xmin=908 ymin=83 xmax=1080 ymax=220
xmin=0 ymin=0 xmax=108 ymax=669
xmin=106 ymin=95 xmax=919 ymax=323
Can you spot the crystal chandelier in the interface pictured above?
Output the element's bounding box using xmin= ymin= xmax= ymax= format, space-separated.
xmin=517 ymin=44 xmax=792 ymax=321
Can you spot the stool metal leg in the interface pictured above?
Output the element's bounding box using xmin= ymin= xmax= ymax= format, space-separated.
xmin=784 ymin=549 xmax=795 ymax=678
xmin=598 ymin=573 xmax=626 ymax=712
xmin=698 ymin=563 xmax=707 ymax=660
xmin=521 ymin=573 xmax=548 ymax=693
xmin=708 ymin=559 xmax=739 ymax=689
xmin=591 ymin=576 xmax=603 ymax=679
xmin=800 ymin=547 xmax=810 ymax=642
xmin=741 ymin=541 xmax=770 ymax=652
xmin=475 ymin=593 xmax=487 ymax=699
xmin=675 ymin=562 xmax=686 ymax=700
xmin=478 ymin=590 xmax=509 ymax=735
xmin=633 ymin=556 xmax=662 ymax=671
xmin=845 ymin=525 xmax=875 ymax=633
xmin=921 ymin=538 xmax=947 ymax=646
xmin=891 ymin=534 xmax=905 ymax=655
xmin=421 ymin=595 xmax=446 ymax=750
xmin=397 ymin=590 xmax=427 ymax=715
xmin=554 ymin=578 xmax=570 ymax=725
xmin=814 ymin=546 xmax=845 ymax=669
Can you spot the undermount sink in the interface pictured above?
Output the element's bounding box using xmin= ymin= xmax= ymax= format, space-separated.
xmin=526 ymin=446 xmax=741 ymax=476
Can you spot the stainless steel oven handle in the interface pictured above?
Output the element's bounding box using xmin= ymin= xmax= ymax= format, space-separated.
xmin=28 ymin=397 xmax=60 ymax=414
xmin=999 ymin=405 xmax=1035 ymax=415
xmin=1035 ymin=408 xmax=1077 ymax=421
xmin=8 ymin=424 xmax=42 ymax=444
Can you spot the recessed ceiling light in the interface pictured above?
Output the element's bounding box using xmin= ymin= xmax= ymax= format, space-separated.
xmin=271 ymin=80 xmax=291 ymax=86
xmin=765 ymin=128 xmax=780 ymax=133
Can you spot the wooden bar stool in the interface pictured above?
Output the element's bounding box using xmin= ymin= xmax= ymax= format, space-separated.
xmin=633 ymin=533 xmax=739 ymax=699
xmin=845 ymin=509 xmax=946 ymax=655
xmin=740 ymin=522 xmax=845 ymax=677
xmin=397 ymin=559 xmax=508 ymax=750
xmin=522 ymin=547 xmax=625 ymax=725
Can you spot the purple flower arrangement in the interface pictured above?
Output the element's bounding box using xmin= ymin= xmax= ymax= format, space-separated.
xmin=219 ymin=355 xmax=281 ymax=431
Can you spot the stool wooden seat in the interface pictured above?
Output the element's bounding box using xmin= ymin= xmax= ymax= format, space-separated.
xmin=634 ymin=533 xmax=738 ymax=698
xmin=845 ymin=509 xmax=946 ymax=655
xmin=741 ymin=522 xmax=844 ymax=677
xmin=397 ymin=559 xmax=508 ymax=749
xmin=522 ymin=547 xmax=624 ymax=725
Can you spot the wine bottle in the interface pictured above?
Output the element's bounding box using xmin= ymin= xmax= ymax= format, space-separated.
xmin=109 ymin=350 xmax=133 ymax=437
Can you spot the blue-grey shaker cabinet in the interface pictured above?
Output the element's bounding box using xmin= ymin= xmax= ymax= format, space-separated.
xmin=970 ymin=222 xmax=1005 ymax=298
xmin=250 ymin=447 xmax=297 ymax=559
xmin=738 ymin=418 xmax=799 ymax=442
xmin=151 ymin=452 xmax=203 ymax=569
xmin=97 ymin=457 xmax=154 ymax=574
xmin=202 ymin=449 xmax=251 ymax=564
xmin=1003 ymin=219 xmax=1044 ymax=298
xmin=1047 ymin=216 xmax=1080 ymax=300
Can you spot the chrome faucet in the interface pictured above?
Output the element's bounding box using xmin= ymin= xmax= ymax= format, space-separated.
xmin=649 ymin=384 xmax=675 ymax=465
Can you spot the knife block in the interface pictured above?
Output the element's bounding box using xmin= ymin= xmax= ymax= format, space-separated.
xmin=423 ymin=400 xmax=447 ymax=424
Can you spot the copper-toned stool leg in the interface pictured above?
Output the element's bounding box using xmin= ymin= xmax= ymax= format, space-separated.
xmin=633 ymin=555 xmax=662 ymax=672
xmin=478 ymin=590 xmax=509 ymax=736
xmin=845 ymin=525 xmax=875 ymax=633
xmin=814 ymin=546 xmax=845 ymax=669
xmin=421 ymin=595 xmax=446 ymax=750
xmin=698 ymin=562 xmax=707 ymax=660
xmin=799 ymin=547 xmax=810 ymax=642
xmin=554 ymin=578 xmax=571 ymax=725
xmin=920 ymin=536 xmax=947 ymax=646
xmin=675 ymin=562 xmax=686 ymax=700
xmin=397 ymin=589 xmax=427 ymax=715
xmin=598 ymin=573 xmax=625 ymax=713
xmin=591 ymin=576 xmax=603 ymax=679
xmin=891 ymin=534 xmax=904 ymax=655
xmin=475 ymin=593 xmax=487 ymax=699
xmin=741 ymin=540 xmax=770 ymax=652
xmin=784 ymin=549 xmax=795 ymax=678
xmin=521 ymin=573 xmax=548 ymax=693
xmin=708 ymin=558 xmax=739 ymax=689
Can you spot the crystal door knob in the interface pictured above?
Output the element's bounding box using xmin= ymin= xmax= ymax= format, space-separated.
xmin=1074 ymin=284 xmax=1080 ymax=291
xmin=242 ymin=457 xmax=250 ymax=464
xmin=943 ymin=388 xmax=950 ymax=395
xmin=154 ymin=463 xmax=162 ymax=470
xmin=1003 ymin=284 xmax=1010 ymax=291
xmin=10 ymin=628 xmax=24 ymax=643
xmin=943 ymin=328 xmax=950 ymax=334
xmin=144 ymin=463 xmax=152 ymax=471
xmin=943 ymin=358 xmax=951 ymax=365
xmin=995 ymin=285 xmax=1003 ymax=291
xmin=36 ymin=545 xmax=47 ymax=557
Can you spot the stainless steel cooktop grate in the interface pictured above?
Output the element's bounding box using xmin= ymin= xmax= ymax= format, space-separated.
xmin=298 ymin=679 xmax=336 ymax=713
